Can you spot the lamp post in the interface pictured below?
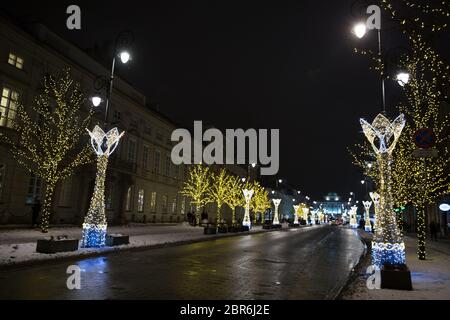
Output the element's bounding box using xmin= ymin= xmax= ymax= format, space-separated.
xmin=90 ymin=31 xmax=133 ymax=127
xmin=353 ymin=21 xmax=386 ymax=114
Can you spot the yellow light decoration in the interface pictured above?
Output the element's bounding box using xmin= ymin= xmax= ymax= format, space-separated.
xmin=0 ymin=69 xmax=94 ymax=233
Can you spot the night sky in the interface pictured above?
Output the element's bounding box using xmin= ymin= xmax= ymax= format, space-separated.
xmin=2 ymin=0 xmax=409 ymax=200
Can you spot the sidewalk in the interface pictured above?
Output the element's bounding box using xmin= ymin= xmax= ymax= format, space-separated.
xmin=0 ymin=223 xmax=301 ymax=267
xmin=341 ymin=232 xmax=450 ymax=300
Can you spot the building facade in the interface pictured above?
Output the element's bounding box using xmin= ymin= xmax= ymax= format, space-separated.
xmin=0 ymin=15 xmax=190 ymax=225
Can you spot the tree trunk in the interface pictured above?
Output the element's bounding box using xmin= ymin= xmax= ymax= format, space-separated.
xmin=216 ymin=205 xmax=221 ymax=226
xmin=40 ymin=181 xmax=56 ymax=233
xmin=416 ymin=205 xmax=427 ymax=260
xmin=231 ymin=208 xmax=236 ymax=226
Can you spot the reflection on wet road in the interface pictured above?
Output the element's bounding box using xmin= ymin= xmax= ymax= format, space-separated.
xmin=0 ymin=226 xmax=364 ymax=300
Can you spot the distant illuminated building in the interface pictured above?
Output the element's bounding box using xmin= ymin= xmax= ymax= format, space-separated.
xmin=320 ymin=192 xmax=344 ymax=216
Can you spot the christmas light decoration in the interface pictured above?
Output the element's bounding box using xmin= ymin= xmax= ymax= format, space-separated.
xmin=243 ymin=189 xmax=254 ymax=228
xmin=293 ymin=205 xmax=300 ymax=225
xmin=180 ymin=164 xmax=211 ymax=225
xmin=81 ymin=126 xmax=124 ymax=247
xmin=370 ymin=192 xmax=381 ymax=231
xmin=0 ymin=70 xmax=94 ymax=233
xmin=206 ymin=168 xmax=232 ymax=225
xmin=224 ymin=175 xmax=244 ymax=225
xmin=272 ymin=199 xmax=281 ymax=225
xmin=363 ymin=201 xmax=373 ymax=232
xmin=351 ymin=0 xmax=450 ymax=261
xmin=302 ymin=206 xmax=310 ymax=224
xmin=361 ymin=114 xmax=406 ymax=266
xmin=350 ymin=206 xmax=358 ymax=229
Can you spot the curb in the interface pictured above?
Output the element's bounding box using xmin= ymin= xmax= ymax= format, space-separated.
xmin=335 ymin=229 xmax=372 ymax=300
xmin=0 ymin=225 xmax=315 ymax=270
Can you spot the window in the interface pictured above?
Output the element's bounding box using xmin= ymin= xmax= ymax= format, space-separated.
xmin=180 ymin=196 xmax=186 ymax=215
xmin=161 ymin=194 xmax=168 ymax=213
xmin=0 ymin=87 xmax=20 ymax=128
xmin=105 ymin=184 xmax=114 ymax=210
xmin=153 ymin=150 xmax=161 ymax=174
xmin=125 ymin=185 xmax=134 ymax=211
xmin=26 ymin=173 xmax=42 ymax=204
xmin=0 ymin=164 xmax=5 ymax=199
xmin=171 ymin=196 xmax=177 ymax=214
xmin=165 ymin=155 xmax=171 ymax=176
xmin=58 ymin=177 xmax=72 ymax=207
xmin=142 ymin=145 xmax=149 ymax=170
xmin=128 ymin=139 xmax=137 ymax=163
xmin=137 ymin=189 xmax=145 ymax=213
xmin=150 ymin=191 xmax=157 ymax=212
xmin=7 ymin=53 xmax=24 ymax=70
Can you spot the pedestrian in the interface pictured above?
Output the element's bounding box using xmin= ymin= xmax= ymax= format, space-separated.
xmin=430 ymin=221 xmax=438 ymax=242
xmin=31 ymin=197 xmax=41 ymax=228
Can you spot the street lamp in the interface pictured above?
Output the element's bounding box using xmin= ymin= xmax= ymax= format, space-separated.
xmin=396 ymin=72 xmax=410 ymax=87
xmin=90 ymin=96 xmax=103 ymax=107
xmin=90 ymin=31 xmax=134 ymax=126
xmin=353 ymin=23 xmax=367 ymax=39
xmin=119 ymin=50 xmax=131 ymax=64
xmin=361 ymin=180 xmax=365 ymax=185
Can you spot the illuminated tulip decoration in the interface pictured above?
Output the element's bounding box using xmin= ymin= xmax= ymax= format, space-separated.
xmin=81 ymin=126 xmax=125 ymax=247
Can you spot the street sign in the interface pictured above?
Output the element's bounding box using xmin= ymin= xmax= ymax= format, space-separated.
xmin=413 ymin=148 xmax=438 ymax=159
xmin=414 ymin=128 xmax=436 ymax=149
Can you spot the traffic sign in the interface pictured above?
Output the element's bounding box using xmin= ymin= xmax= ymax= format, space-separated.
xmin=414 ymin=128 xmax=436 ymax=149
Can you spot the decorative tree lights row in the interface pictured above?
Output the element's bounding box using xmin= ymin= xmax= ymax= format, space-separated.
xmin=361 ymin=114 xmax=406 ymax=267
xmin=81 ymin=126 xmax=124 ymax=248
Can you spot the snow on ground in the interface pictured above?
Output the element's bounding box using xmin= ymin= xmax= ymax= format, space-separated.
xmin=341 ymin=234 xmax=450 ymax=300
xmin=0 ymin=223 xmax=307 ymax=267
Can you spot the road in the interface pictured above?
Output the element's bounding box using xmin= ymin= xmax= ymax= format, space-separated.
xmin=0 ymin=226 xmax=364 ymax=300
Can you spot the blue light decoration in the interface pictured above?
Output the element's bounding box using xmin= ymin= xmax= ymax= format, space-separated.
xmin=360 ymin=114 xmax=407 ymax=267
xmin=81 ymin=224 xmax=107 ymax=248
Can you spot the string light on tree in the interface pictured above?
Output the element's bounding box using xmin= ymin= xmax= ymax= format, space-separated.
xmin=0 ymin=70 xmax=94 ymax=233
xmin=81 ymin=126 xmax=124 ymax=247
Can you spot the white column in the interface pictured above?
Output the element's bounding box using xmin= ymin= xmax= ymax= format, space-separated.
xmin=293 ymin=205 xmax=300 ymax=225
xmin=363 ymin=201 xmax=373 ymax=232
xmin=242 ymin=189 xmax=254 ymax=228
xmin=272 ymin=199 xmax=281 ymax=225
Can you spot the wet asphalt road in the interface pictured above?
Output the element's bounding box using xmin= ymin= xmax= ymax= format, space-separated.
xmin=0 ymin=226 xmax=364 ymax=300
